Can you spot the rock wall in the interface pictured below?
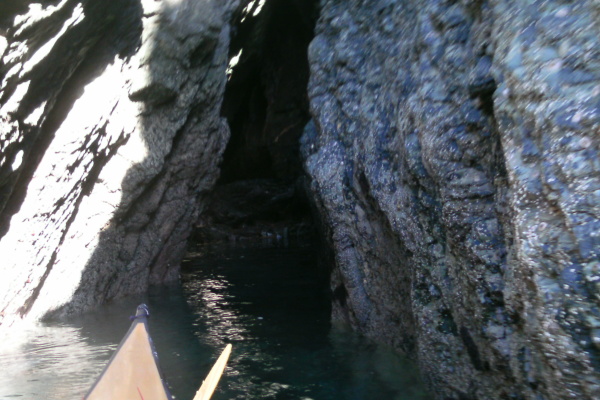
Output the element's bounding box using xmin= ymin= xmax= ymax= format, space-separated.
xmin=302 ymin=0 xmax=600 ymax=399
xmin=0 ymin=0 xmax=239 ymax=325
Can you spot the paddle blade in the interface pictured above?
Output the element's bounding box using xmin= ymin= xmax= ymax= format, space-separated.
xmin=193 ymin=344 xmax=232 ymax=400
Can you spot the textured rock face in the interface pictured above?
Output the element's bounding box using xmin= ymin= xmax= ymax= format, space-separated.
xmin=302 ymin=0 xmax=600 ymax=399
xmin=0 ymin=0 xmax=239 ymax=325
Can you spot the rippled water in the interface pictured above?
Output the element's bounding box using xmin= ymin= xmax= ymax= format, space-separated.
xmin=0 ymin=245 xmax=432 ymax=400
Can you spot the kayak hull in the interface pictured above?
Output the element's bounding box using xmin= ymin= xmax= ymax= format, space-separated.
xmin=84 ymin=305 xmax=173 ymax=400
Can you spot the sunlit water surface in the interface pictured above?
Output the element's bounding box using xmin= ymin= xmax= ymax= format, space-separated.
xmin=0 ymin=245 xmax=432 ymax=399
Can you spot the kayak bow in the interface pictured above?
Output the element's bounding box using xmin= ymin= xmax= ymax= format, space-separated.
xmin=84 ymin=304 xmax=231 ymax=400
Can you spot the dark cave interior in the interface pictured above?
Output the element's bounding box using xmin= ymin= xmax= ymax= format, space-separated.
xmin=192 ymin=0 xmax=320 ymax=246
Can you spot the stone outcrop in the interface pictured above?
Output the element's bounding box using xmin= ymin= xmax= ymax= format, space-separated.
xmin=302 ymin=0 xmax=600 ymax=399
xmin=0 ymin=0 xmax=239 ymax=325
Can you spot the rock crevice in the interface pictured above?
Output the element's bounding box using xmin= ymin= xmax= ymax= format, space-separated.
xmin=194 ymin=0 xmax=319 ymax=246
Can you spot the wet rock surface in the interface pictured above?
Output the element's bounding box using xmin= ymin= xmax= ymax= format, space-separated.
xmin=302 ymin=0 xmax=600 ymax=399
xmin=0 ymin=0 xmax=240 ymax=324
xmin=193 ymin=178 xmax=315 ymax=246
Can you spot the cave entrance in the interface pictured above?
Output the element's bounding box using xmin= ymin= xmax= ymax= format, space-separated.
xmin=192 ymin=0 xmax=319 ymax=247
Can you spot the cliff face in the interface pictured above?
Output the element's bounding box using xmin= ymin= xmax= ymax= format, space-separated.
xmin=302 ymin=0 xmax=600 ymax=399
xmin=0 ymin=0 xmax=239 ymax=323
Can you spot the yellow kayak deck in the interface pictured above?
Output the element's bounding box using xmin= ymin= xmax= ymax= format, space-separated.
xmin=84 ymin=304 xmax=231 ymax=400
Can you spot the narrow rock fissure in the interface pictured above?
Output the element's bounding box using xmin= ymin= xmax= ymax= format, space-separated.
xmin=192 ymin=0 xmax=320 ymax=248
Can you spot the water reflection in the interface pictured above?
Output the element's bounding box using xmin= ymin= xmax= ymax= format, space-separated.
xmin=180 ymin=245 xmax=431 ymax=400
xmin=0 ymin=324 xmax=112 ymax=399
xmin=0 ymin=245 xmax=432 ymax=400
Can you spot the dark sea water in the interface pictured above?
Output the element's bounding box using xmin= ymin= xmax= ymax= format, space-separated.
xmin=0 ymin=245 xmax=432 ymax=400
